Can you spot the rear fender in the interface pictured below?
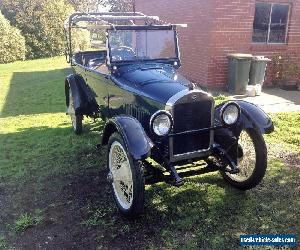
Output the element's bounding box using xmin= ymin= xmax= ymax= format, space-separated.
xmin=65 ymin=74 xmax=82 ymax=114
xmin=102 ymin=115 xmax=153 ymax=160
xmin=65 ymin=74 xmax=98 ymax=116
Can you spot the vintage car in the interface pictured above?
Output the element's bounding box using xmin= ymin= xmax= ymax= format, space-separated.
xmin=64 ymin=12 xmax=274 ymax=218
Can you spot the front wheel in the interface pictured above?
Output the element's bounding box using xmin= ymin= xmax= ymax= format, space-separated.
xmin=221 ymin=128 xmax=267 ymax=190
xmin=107 ymin=132 xmax=145 ymax=218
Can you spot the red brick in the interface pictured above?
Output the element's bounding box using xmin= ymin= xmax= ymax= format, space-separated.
xmin=136 ymin=0 xmax=300 ymax=88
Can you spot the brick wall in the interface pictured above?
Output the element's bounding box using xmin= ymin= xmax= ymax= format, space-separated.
xmin=250 ymin=0 xmax=300 ymax=85
xmin=207 ymin=0 xmax=255 ymax=88
xmin=135 ymin=0 xmax=214 ymax=86
xmin=135 ymin=0 xmax=300 ymax=89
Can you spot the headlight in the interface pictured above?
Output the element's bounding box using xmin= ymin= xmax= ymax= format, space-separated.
xmin=150 ymin=111 xmax=173 ymax=136
xmin=221 ymin=102 xmax=240 ymax=125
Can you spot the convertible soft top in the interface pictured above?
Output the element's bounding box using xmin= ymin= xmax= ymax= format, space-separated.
xmin=64 ymin=12 xmax=187 ymax=64
xmin=64 ymin=12 xmax=187 ymax=29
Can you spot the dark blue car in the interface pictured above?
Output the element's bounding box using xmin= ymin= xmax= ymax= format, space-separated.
xmin=64 ymin=12 xmax=274 ymax=218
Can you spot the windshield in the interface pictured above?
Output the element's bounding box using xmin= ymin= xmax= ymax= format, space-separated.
xmin=108 ymin=29 xmax=177 ymax=62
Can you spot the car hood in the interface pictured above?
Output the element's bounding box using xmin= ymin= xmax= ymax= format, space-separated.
xmin=112 ymin=64 xmax=191 ymax=104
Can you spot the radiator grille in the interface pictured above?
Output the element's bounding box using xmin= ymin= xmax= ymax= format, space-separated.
xmin=172 ymin=100 xmax=212 ymax=155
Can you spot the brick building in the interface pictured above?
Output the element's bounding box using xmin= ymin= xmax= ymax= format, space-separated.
xmin=135 ymin=0 xmax=300 ymax=89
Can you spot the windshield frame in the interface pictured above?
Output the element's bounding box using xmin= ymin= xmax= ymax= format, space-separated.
xmin=107 ymin=25 xmax=180 ymax=66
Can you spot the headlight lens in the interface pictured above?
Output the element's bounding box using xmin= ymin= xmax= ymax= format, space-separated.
xmin=222 ymin=103 xmax=240 ymax=125
xmin=151 ymin=112 xmax=172 ymax=136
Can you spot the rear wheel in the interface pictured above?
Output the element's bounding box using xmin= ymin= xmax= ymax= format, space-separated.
xmin=67 ymin=87 xmax=83 ymax=134
xmin=107 ymin=132 xmax=145 ymax=218
xmin=221 ymin=128 xmax=267 ymax=190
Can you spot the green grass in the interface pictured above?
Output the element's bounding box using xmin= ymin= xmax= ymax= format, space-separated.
xmin=265 ymin=112 xmax=300 ymax=153
xmin=0 ymin=235 xmax=7 ymax=249
xmin=0 ymin=57 xmax=102 ymax=180
xmin=0 ymin=57 xmax=299 ymax=249
xmin=14 ymin=212 xmax=43 ymax=232
xmin=213 ymin=94 xmax=228 ymax=105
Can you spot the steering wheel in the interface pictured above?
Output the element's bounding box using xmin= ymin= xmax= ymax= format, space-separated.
xmin=89 ymin=57 xmax=105 ymax=67
xmin=111 ymin=46 xmax=136 ymax=61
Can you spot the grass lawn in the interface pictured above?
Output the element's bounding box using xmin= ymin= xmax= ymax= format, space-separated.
xmin=0 ymin=57 xmax=299 ymax=249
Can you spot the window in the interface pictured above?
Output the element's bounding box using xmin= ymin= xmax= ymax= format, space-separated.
xmin=252 ymin=2 xmax=290 ymax=44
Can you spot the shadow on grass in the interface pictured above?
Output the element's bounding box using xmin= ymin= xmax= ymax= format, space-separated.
xmin=0 ymin=122 xmax=105 ymax=249
xmin=0 ymin=68 xmax=71 ymax=118
xmin=1 ymin=126 xmax=299 ymax=249
xmin=60 ymin=158 xmax=299 ymax=249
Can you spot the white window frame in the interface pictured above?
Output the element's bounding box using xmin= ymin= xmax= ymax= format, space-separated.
xmin=253 ymin=2 xmax=290 ymax=44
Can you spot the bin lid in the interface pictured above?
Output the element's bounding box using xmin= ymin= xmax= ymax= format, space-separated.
xmin=252 ymin=56 xmax=271 ymax=61
xmin=227 ymin=53 xmax=253 ymax=59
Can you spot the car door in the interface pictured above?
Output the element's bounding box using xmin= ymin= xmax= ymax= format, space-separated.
xmin=85 ymin=68 xmax=110 ymax=117
xmin=106 ymin=78 xmax=135 ymax=118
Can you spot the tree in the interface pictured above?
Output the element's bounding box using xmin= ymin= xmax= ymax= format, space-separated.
xmin=106 ymin=0 xmax=134 ymax=12
xmin=0 ymin=0 xmax=135 ymax=60
xmin=1 ymin=0 xmax=74 ymax=59
xmin=66 ymin=0 xmax=133 ymax=12
xmin=67 ymin=0 xmax=105 ymax=12
xmin=0 ymin=11 xmax=25 ymax=63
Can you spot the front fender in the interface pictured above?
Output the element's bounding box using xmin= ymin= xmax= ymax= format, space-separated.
xmin=215 ymin=100 xmax=274 ymax=135
xmin=102 ymin=115 xmax=153 ymax=160
xmin=214 ymin=100 xmax=273 ymax=165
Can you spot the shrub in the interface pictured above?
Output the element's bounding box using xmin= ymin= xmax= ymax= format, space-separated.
xmin=0 ymin=11 xmax=26 ymax=64
xmin=72 ymin=28 xmax=91 ymax=53
xmin=1 ymin=0 xmax=74 ymax=59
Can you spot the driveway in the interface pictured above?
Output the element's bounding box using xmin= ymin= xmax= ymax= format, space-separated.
xmin=228 ymin=88 xmax=300 ymax=113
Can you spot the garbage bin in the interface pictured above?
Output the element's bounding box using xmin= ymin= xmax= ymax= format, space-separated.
xmin=249 ymin=56 xmax=271 ymax=86
xmin=227 ymin=53 xmax=253 ymax=94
